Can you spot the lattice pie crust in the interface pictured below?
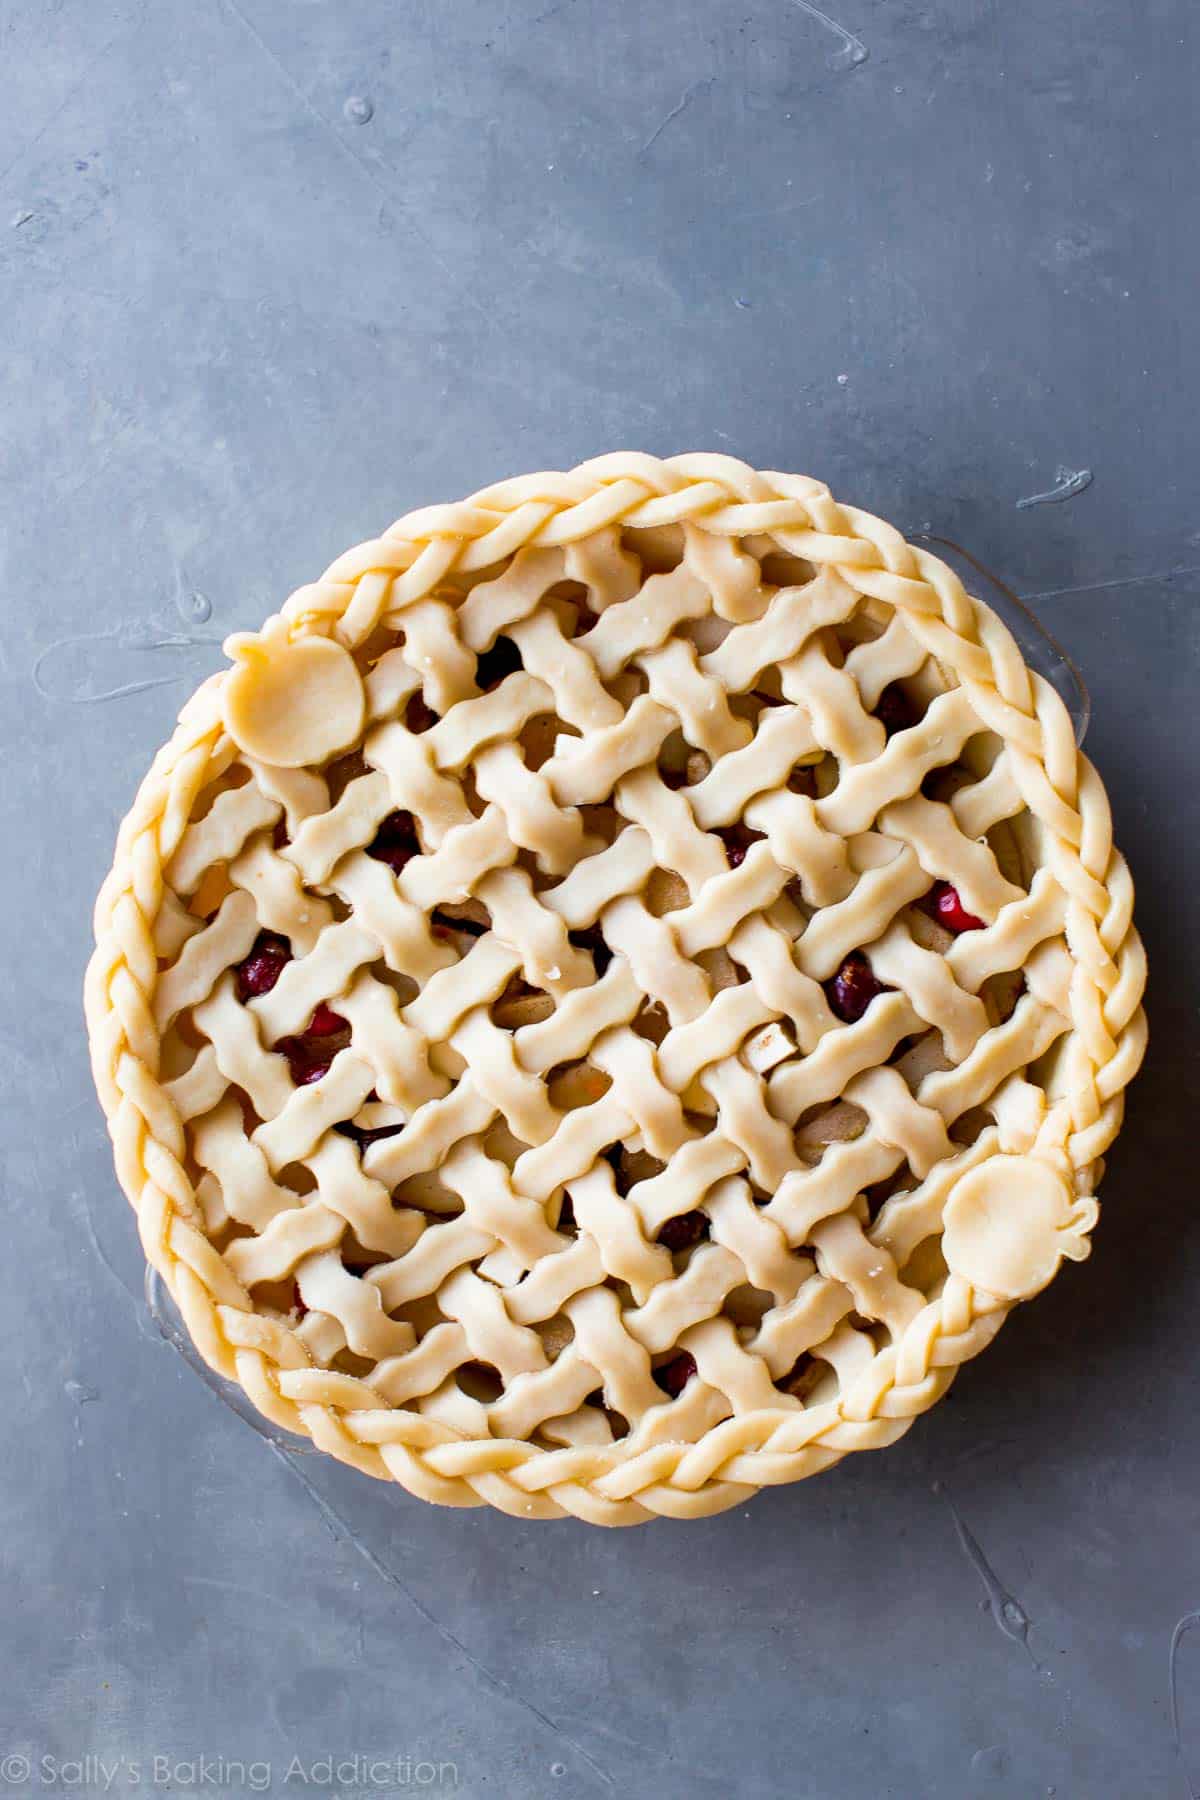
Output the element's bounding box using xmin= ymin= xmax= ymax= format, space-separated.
xmin=85 ymin=456 xmax=1146 ymax=1525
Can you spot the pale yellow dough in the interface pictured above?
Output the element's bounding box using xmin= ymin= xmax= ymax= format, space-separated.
xmin=941 ymin=1154 xmax=1097 ymax=1300
xmin=224 ymin=631 xmax=365 ymax=767
xmin=84 ymin=454 xmax=1147 ymax=1525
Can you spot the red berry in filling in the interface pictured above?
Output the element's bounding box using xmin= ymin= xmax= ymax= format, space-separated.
xmin=717 ymin=827 xmax=763 ymax=870
xmin=273 ymin=1035 xmax=331 ymax=1085
xmin=275 ymin=1024 xmax=343 ymax=1085
xmin=276 ymin=998 xmax=352 ymax=1084
xmin=657 ymin=1211 xmax=709 ymax=1252
xmin=295 ymin=1055 xmax=332 ymax=1085
xmin=307 ymin=1003 xmax=349 ymax=1037
xmin=367 ymin=810 xmax=420 ymax=874
xmin=655 ymin=1351 xmax=697 ymax=1398
xmin=827 ymin=951 xmax=883 ymax=1024
xmin=235 ymin=932 xmax=291 ymax=1002
xmin=931 ymin=881 xmax=983 ymax=933
xmin=875 ymin=684 xmax=914 ymax=736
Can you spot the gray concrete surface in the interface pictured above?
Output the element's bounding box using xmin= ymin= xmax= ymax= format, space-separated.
xmin=3 ymin=1 xmax=1197 ymax=1795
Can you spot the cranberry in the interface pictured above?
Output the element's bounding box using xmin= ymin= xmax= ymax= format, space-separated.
xmin=373 ymin=845 xmax=413 ymax=875
xmin=657 ymin=1211 xmax=709 ymax=1252
xmin=274 ymin=1008 xmax=348 ymax=1083
xmin=654 ymin=1351 xmax=697 ymax=1398
xmin=827 ymin=951 xmax=883 ymax=1024
xmin=367 ymin=810 xmax=419 ymax=874
xmin=307 ymin=1003 xmax=349 ymax=1037
xmin=717 ymin=828 xmax=763 ymax=870
xmin=272 ymin=1038 xmax=332 ymax=1085
xmin=875 ymin=684 xmax=914 ymax=736
xmin=235 ymin=932 xmax=291 ymax=1002
xmin=275 ymin=989 xmax=351 ymax=1082
xmin=930 ymin=882 xmax=984 ymax=933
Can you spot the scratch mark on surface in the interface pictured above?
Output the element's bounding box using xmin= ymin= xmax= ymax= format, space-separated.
xmin=785 ymin=0 xmax=869 ymax=71
xmin=639 ymin=77 xmax=714 ymax=157
xmin=11 ymin=209 xmax=34 ymax=228
xmin=944 ymin=1435 xmax=1017 ymax=1471
xmin=563 ymin=1717 xmax=661 ymax=1759
xmin=0 ymin=10 xmax=143 ymax=193
xmin=1170 ymin=1612 xmax=1200 ymax=1799
xmin=737 ymin=194 xmax=822 ymax=221
xmin=935 ymin=1483 xmax=1044 ymax=1671
xmin=184 ymin=1574 xmax=290 ymax=1609
xmin=45 ymin=415 xmax=142 ymax=506
xmin=1016 ymin=466 xmax=1094 ymax=510
xmin=556 ymin=1715 xmax=731 ymax=1794
xmin=1022 ymin=561 xmax=1200 ymax=602
xmin=64 ymin=1378 xmax=99 ymax=1446
xmin=270 ymin=1444 xmax=616 ymax=1790
xmin=217 ymin=0 xmax=491 ymax=324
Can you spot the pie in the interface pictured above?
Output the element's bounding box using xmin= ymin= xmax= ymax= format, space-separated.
xmin=84 ymin=454 xmax=1147 ymax=1524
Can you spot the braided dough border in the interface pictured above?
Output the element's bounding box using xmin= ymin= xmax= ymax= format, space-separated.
xmin=84 ymin=454 xmax=1147 ymax=1525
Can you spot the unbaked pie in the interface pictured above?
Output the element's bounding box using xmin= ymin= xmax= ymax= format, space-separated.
xmin=85 ymin=455 xmax=1147 ymax=1524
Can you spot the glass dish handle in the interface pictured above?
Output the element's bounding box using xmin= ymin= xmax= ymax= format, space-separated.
xmin=911 ymin=534 xmax=1090 ymax=745
xmin=145 ymin=1266 xmax=318 ymax=1455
